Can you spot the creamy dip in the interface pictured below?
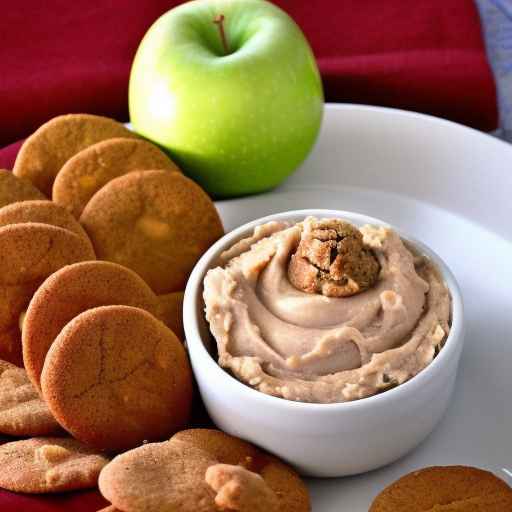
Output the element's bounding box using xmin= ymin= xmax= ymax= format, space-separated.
xmin=204 ymin=218 xmax=451 ymax=403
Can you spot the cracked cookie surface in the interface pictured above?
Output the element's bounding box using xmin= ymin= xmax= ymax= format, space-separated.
xmin=13 ymin=114 xmax=137 ymax=196
xmin=53 ymin=137 xmax=180 ymax=218
xmin=288 ymin=217 xmax=379 ymax=297
xmin=80 ymin=170 xmax=224 ymax=294
xmin=0 ymin=359 xmax=61 ymax=436
xmin=0 ymin=437 xmax=109 ymax=493
xmin=41 ymin=305 xmax=193 ymax=452
xmin=369 ymin=466 xmax=512 ymax=511
xmin=23 ymin=260 xmax=160 ymax=391
xmin=0 ymin=222 xmax=96 ymax=365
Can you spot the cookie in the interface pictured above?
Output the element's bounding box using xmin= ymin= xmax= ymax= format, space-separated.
xmin=0 ymin=223 xmax=95 ymax=365
xmin=174 ymin=429 xmax=310 ymax=512
xmin=99 ymin=439 xmax=218 ymax=512
xmin=97 ymin=506 xmax=121 ymax=512
xmin=41 ymin=305 xmax=193 ymax=452
xmin=369 ymin=466 xmax=512 ymax=511
xmin=98 ymin=429 xmax=310 ymax=512
xmin=288 ymin=217 xmax=380 ymax=297
xmin=0 ymin=437 xmax=109 ymax=493
xmin=157 ymin=291 xmax=185 ymax=340
xmin=0 ymin=199 xmax=93 ymax=251
xmin=13 ymin=114 xmax=137 ymax=196
xmin=0 ymin=359 xmax=61 ymax=436
xmin=80 ymin=170 xmax=224 ymax=294
xmin=53 ymin=137 xmax=181 ymax=218
xmin=0 ymin=168 xmax=46 ymax=208
xmin=23 ymin=260 xmax=160 ymax=391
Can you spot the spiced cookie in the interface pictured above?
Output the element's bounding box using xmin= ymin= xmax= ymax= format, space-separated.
xmin=174 ymin=429 xmax=310 ymax=512
xmin=99 ymin=439 xmax=218 ymax=512
xmin=0 ymin=199 xmax=92 ymax=250
xmin=0 ymin=359 xmax=61 ymax=436
xmin=53 ymin=137 xmax=181 ymax=218
xmin=80 ymin=170 xmax=224 ymax=294
xmin=0 ymin=223 xmax=95 ymax=365
xmin=288 ymin=217 xmax=380 ymax=297
xmin=369 ymin=466 xmax=512 ymax=511
xmin=23 ymin=260 xmax=160 ymax=390
xmin=0 ymin=437 xmax=109 ymax=493
xmin=98 ymin=429 xmax=310 ymax=512
xmin=41 ymin=305 xmax=193 ymax=452
xmin=0 ymin=168 xmax=46 ymax=208
xmin=158 ymin=291 xmax=185 ymax=340
xmin=13 ymin=114 xmax=137 ymax=196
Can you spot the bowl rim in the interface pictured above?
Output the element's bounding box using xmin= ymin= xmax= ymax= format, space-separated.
xmin=184 ymin=208 xmax=464 ymax=414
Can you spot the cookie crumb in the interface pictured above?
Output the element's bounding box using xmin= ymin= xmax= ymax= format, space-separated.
xmin=288 ymin=217 xmax=380 ymax=297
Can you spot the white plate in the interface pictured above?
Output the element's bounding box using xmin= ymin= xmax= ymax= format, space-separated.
xmin=214 ymin=104 xmax=512 ymax=511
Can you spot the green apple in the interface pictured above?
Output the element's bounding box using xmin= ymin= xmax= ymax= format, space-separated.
xmin=129 ymin=0 xmax=323 ymax=197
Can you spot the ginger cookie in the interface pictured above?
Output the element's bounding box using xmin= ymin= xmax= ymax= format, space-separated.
xmin=41 ymin=305 xmax=193 ymax=452
xmin=99 ymin=439 xmax=219 ymax=512
xmin=13 ymin=114 xmax=137 ymax=196
xmin=173 ymin=429 xmax=310 ymax=512
xmin=157 ymin=291 xmax=185 ymax=340
xmin=0 ymin=223 xmax=95 ymax=365
xmin=0 ymin=168 xmax=46 ymax=208
xmin=0 ymin=437 xmax=109 ymax=493
xmin=369 ymin=466 xmax=512 ymax=511
xmin=23 ymin=260 xmax=160 ymax=391
xmin=53 ymin=137 xmax=181 ymax=218
xmin=98 ymin=429 xmax=310 ymax=512
xmin=0 ymin=359 xmax=61 ymax=436
xmin=288 ymin=217 xmax=380 ymax=297
xmin=0 ymin=199 xmax=92 ymax=250
xmin=80 ymin=170 xmax=224 ymax=294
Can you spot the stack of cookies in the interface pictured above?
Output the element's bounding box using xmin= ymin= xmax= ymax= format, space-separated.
xmin=0 ymin=114 xmax=314 ymax=510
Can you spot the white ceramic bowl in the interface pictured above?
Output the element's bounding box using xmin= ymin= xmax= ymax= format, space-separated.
xmin=184 ymin=209 xmax=464 ymax=477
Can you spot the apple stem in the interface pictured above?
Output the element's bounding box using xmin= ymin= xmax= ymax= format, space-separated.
xmin=213 ymin=14 xmax=230 ymax=55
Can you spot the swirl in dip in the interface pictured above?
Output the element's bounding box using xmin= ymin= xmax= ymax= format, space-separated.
xmin=203 ymin=217 xmax=451 ymax=403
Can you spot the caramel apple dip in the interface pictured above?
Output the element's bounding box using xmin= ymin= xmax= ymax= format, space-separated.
xmin=204 ymin=217 xmax=451 ymax=403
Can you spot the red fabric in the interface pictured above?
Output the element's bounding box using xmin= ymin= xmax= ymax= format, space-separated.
xmin=0 ymin=0 xmax=497 ymax=153
xmin=0 ymin=1 xmax=497 ymax=510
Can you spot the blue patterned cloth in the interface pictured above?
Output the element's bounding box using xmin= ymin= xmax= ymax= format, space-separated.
xmin=476 ymin=0 xmax=512 ymax=141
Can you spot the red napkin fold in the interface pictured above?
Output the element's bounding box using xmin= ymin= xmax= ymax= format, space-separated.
xmin=0 ymin=0 xmax=497 ymax=156
xmin=0 ymin=1 xmax=497 ymax=510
